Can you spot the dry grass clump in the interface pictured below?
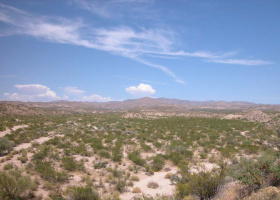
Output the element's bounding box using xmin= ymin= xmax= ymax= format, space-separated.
xmin=165 ymin=172 xmax=174 ymax=179
xmin=147 ymin=181 xmax=159 ymax=189
xmin=131 ymin=175 xmax=140 ymax=182
xmin=244 ymin=186 xmax=280 ymax=200
xmin=132 ymin=187 xmax=142 ymax=193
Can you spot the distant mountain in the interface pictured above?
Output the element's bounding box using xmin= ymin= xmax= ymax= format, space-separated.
xmin=0 ymin=97 xmax=279 ymax=116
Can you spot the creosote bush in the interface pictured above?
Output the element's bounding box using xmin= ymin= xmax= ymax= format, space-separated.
xmin=152 ymin=155 xmax=165 ymax=172
xmin=67 ymin=186 xmax=99 ymax=200
xmin=177 ymin=163 xmax=226 ymax=200
xmin=0 ymin=138 xmax=14 ymax=156
xmin=0 ymin=169 xmax=34 ymax=199
xmin=230 ymin=154 xmax=280 ymax=193
xmin=128 ymin=151 xmax=145 ymax=166
xmin=62 ymin=156 xmax=85 ymax=171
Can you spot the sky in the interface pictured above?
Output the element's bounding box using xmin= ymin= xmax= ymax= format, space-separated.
xmin=0 ymin=0 xmax=279 ymax=104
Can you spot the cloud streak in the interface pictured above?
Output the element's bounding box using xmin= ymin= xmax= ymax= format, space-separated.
xmin=208 ymin=59 xmax=273 ymax=66
xmin=114 ymin=75 xmax=169 ymax=85
xmin=63 ymin=86 xmax=85 ymax=95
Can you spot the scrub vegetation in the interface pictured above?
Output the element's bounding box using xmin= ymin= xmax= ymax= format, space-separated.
xmin=0 ymin=110 xmax=279 ymax=199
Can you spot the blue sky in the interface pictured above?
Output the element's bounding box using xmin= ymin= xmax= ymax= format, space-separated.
xmin=0 ymin=0 xmax=279 ymax=103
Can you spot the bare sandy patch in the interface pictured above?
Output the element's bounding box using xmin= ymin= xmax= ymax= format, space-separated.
xmin=0 ymin=124 xmax=28 ymax=137
xmin=120 ymin=167 xmax=177 ymax=200
xmin=0 ymin=154 xmax=24 ymax=170
xmin=14 ymin=136 xmax=50 ymax=151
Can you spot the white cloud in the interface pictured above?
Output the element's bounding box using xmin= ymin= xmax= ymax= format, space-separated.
xmin=82 ymin=94 xmax=112 ymax=102
xmin=63 ymin=86 xmax=85 ymax=95
xmin=4 ymin=84 xmax=62 ymax=102
xmin=126 ymin=83 xmax=156 ymax=96
xmin=208 ymin=59 xmax=273 ymax=66
xmin=14 ymin=84 xmax=49 ymax=95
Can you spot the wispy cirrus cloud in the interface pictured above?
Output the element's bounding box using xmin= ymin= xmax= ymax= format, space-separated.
xmin=63 ymin=86 xmax=85 ymax=96
xmin=0 ymin=4 xmax=186 ymax=83
xmin=0 ymin=3 xmax=273 ymax=85
xmin=0 ymin=75 xmax=17 ymax=78
xmin=114 ymin=75 xmax=169 ymax=85
xmin=72 ymin=0 xmax=155 ymax=18
xmin=208 ymin=59 xmax=273 ymax=66
xmin=62 ymin=86 xmax=111 ymax=102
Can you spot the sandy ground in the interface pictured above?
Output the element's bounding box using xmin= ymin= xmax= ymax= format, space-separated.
xmin=223 ymin=114 xmax=243 ymax=120
xmin=189 ymin=162 xmax=219 ymax=173
xmin=35 ymin=181 xmax=50 ymax=200
xmin=240 ymin=131 xmax=249 ymax=136
xmin=0 ymin=154 xmax=25 ymax=170
xmin=120 ymin=167 xmax=177 ymax=200
xmin=0 ymin=124 xmax=28 ymax=137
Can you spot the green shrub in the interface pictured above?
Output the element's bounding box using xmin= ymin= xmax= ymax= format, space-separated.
xmin=231 ymin=154 xmax=280 ymax=192
xmin=99 ymin=150 xmax=111 ymax=159
xmin=116 ymin=178 xmax=127 ymax=193
xmin=62 ymin=156 xmax=84 ymax=171
xmin=276 ymin=129 xmax=280 ymax=138
xmin=74 ymin=144 xmax=89 ymax=156
xmin=67 ymin=186 xmax=99 ymax=200
xmin=34 ymin=160 xmax=57 ymax=181
xmin=199 ymin=152 xmax=207 ymax=159
xmin=18 ymin=155 xmax=28 ymax=163
xmin=33 ymin=146 xmax=49 ymax=160
xmin=128 ymin=151 xmax=144 ymax=166
xmin=112 ymin=139 xmax=123 ymax=162
xmin=0 ymin=169 xmax=33 ymax=199
xmin=0 ymin=138 xmax=14 ymax=155
xmin=152 ymin=155 xmax=165 ymax=172
xmin=56 ymin=171 xmax=69 ymax=183
xmin=177 ymin=164 xmax=226 ymax=200
xmin=94 ymin=161 xmax=107 ymax=169
xmin=3 ymin=163 xmax=14 ymax=170
xmin=168 ymin=151 xmax=183 ymax=165
xmin=140 ymin=142 xmax=152 ymax=152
